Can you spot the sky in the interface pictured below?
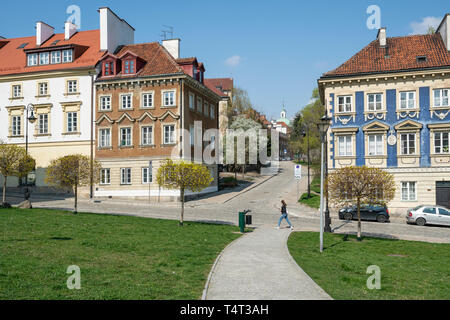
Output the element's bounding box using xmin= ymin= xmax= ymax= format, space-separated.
xmin=1 ymin=0 xmax=450 ymax=121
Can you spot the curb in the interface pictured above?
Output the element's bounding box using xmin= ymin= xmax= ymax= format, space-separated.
xmin=201 ymin=230 xmax=252 ymax=300
xmin=223 ymin=173 xmax=278 ymax=204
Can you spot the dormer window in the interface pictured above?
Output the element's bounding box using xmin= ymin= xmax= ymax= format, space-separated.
xmin=124 ymin=60 xmax=135 ymax=74
xmin=416 ymin=56 xmax=427 ymax=63
xmin=62 ymin=49 xmax=73 ymax=63
xmin=104 ymin=61 xmax=114 ymax=76
xmin=39 ymin=52 xmax=49 ymax=65
xmin=27 ymin=53 xmax=38 ymax=66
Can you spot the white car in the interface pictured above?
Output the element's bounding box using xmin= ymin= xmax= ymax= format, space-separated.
xmin=406 ymin=205 xmax=450 ymax=227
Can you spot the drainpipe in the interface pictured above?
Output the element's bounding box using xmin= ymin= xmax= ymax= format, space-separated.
xmin=90 ymin=73 xmax=95 ymax=199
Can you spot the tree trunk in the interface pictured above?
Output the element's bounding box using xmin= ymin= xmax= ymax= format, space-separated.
xmin=242 ymin=165 xmax=245 ymax=180
xmin=74 ymin=184 xmax=78 ymax=215
xmin=2 ymin=176 xmax=7 ymax=204
xmin=357 ymin=199 xmax=362 ymax=241
xmin=180 ymin=189 xmax=185 ymax=226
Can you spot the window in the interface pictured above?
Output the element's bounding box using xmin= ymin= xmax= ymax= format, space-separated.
xmin=67 ymin=112 xmax=78 ymax=133
xmin=124 ymin=60 xmax=135 ymax=74
xmin=38 ymin=114 xmax=48 ymax=134
xmin=100 ymin=169 xmax=111 ymax=185
xmin=121 ymin=94 xmax=132 ymax=109
xmin=12 ymin=116 xmax=21 ymax=136
xmin=141 ymin=126 xmax=153 ymax=146
xmin=120 ymin=128 xmax=132 ymax=147
xmin=210 ymin=104 xmax=215 ymax=119
xmin=439 ymin=208 xmax=450 ymax=216
xmin=38 ymin=82 xmax=48 ymax=96
xmin=338 ymin=135 xmax=352 ymax=156
xmin=402 ymin=182 xmax=417 ymax=201
xmin=12 ymin=85 xmax=21 ymax=98
xmin=338 ymin=96 xmax=352 ymax=113
xmin=51 ymin=51 xmax=61 ymax=64
xmin=99 ymin=128 xmax=111 ymax=148
xmin=163 ymin=91 xmax=176 ymax=107
xmin=100 ymin=96 xmax=111 ymax=111
xmin=400 ymin=92 xmax=416 ymax=109
xmin=164 ymin=125 xmax=175 ymax=144
xmin=368 ymin=135 xmax=383 ymax=156
xmin=27 ymin=53 xmax=38 ymax=66
xmin=197 ymin=97 xmax=203 ymax=113
xmin=434 ymin=89 xmax=449 ymax=107
xmin=189 ymin=93 xmax=195 ymax=110
xmin=67 ymin=80 xmax=78 ymax=94
xmin=121 ymin=168 xmax=132 ymax=185
xmin=104 ymin=62 xmax=114 ymax=76
xmin=400 ymin=133 xmax=416 ymax=155
xmin=423 ymin=207 xmax=436 ymax=214
xmin=368 ymin=93 xmax=383 ymax=111
xmin=204 ymin=101 xmax=209 ymax=116
xmin=435 ymin=132 xmax=450 ymax=154
xmin=142 ymin=93 xmax=154 ymax=108
xmin=62 ymin=49 xmax=73 ymax=63
xmin=39 ymin=52 xmax=49 ymax=65
xmin=190 ymin=125 xmax=195 ymax=146
xmin=142 ymin=167 xmax=153 ymax=184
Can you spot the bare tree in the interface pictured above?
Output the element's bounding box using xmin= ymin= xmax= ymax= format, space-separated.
xmin=327 ymin=166 xmax=396 ymax=240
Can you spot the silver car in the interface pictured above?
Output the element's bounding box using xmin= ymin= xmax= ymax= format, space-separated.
xmin=406 ymin=205 xmax=450 ymax=227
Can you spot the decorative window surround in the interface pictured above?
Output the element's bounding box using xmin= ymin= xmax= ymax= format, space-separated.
xmin=395 ymin=120 xmax=422 ymax=165
xmin=331 ymin=127 xmax=358 ymax=160
xmin=364 ymin=111 xmax=387 ymax=122
xmin=431 ymin=88 xmax=450 ymax=119
xmin=363 ymin=121 xmax=389 ymax=161
xmin=334 ymin=112 xmax=356 ymax=125
xmin=33 ymin=103 xmax=53 ymax=136
xmin=61 ymin=101 xmax=82 ymax=135
xmin=428 ymin=123 xmax=450 ymax=165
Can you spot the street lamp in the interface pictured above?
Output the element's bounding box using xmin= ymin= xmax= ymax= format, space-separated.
xmin=317 ymin=115 xmax=331 ymax=253
xmin=24 ymin=104 xmax=36 ymax=197
xmin=302 ymin=125 xmax=311 ymax=198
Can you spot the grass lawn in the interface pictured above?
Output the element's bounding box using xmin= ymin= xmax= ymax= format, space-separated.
xmin=0 ymin=208 xmax=242 ymax=300
xmin=299 ymin=193 xmax=320 ymax=209
xmin=288 ymin=232 xmax=450 ymax=300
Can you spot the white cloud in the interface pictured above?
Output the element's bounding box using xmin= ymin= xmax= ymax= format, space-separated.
xmin=410 ymin=16 xmax=441 ymax=35
xmin=225 ymin=55 xmax=241 ymax=67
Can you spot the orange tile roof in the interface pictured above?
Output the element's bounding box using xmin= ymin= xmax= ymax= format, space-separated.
xmin=322 ymin=34 xmax=450 ymax=78
xmin=204 ymin=78 xmax=233 ymax=91
xmin=0 ymin=30 xmax=104 ymax=76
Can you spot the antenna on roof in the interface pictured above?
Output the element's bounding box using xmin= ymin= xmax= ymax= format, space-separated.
xmin=160 ymin=25 xmax=174 ymax=40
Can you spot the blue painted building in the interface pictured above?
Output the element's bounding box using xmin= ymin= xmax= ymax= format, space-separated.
xmin=319 ymin=15 xmax=450 ymax=215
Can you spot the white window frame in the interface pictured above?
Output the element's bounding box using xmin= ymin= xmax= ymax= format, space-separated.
xmin=119 ymin=127 xmax=132 ymax=147
xmin=338 ymin=135 xmax=353 ymax=157
xmin=27 ymin=53 xmax=38 ymax=66
xmin=367 ymin=93 xmax=383 ymax=111
xmin=120 ymin=94 xmax=133 ymax=110
xmin=38 ymin=114 xmax=48 ymax=135
xmin=120 ymin=168 xmax=132 ymax=185
xmin=12 ymin=85 xmax=21 ymax=98
xmin=434 ymin=131 xmax=450 ymax=154
xmin=51 ymin=51 xmax=61 ymax=64
xmin=62 ymin=49 xmax=73 ymax=63
xmin=401 ymin=182 xmax=417 ymax=201
xmin=99 ymin=128 xmax=111 ymax=148
xmin=67 ymin=112 xmax=78 ymax=133
xmin=141 ymin=126 xmax=153 ymax=146
xmin=162 ymin=90 xmax=176 ymax=107
xmin=433 ymin=89 xmax=450 ymax=108
xmin=39 ymin=52 xmax=49 ymax=65
xmin=100 ymin=96 xmax=111 ymax=111
xmin=368 ymin=134 xmax=384 ymax=156
xmin=163 ymin=125 xmax=176 ymax=145
xmin=38 ymin=82 xmax=48 ymax=96
xmin=142 ymin=92 xmax=154 ymax=109
xmin=400 ymin=91 xmax=416 ymax=109
xmin=337 ymin=96 xmax=352 ymax=113
xmin=400 ymin=133 xmax=416 ymax=155
xmin=12 ymin=116 xmax=21 ymax=136
xmin=67 ymin=80 xmax=78 ymax=94
xmin=100 ymin=169 xmax=111 ymax=185
xmin=142 ymin=167 xmax=153 ymax=184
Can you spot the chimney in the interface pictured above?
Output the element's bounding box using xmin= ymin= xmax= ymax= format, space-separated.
xmin=99 ymin=7 xmax=135 ymax=52
xmin=65 ymin=21 xmax=77 ymax=40
xmin=377 ymin=27 xmax=387 ymax=47
xmin=36 ymin=21 xmax=54 ymax=46
xmin=162 ymin=39 xmax=180 ymax=59
xmin=437 ymin=14 xmax=450 ymax=51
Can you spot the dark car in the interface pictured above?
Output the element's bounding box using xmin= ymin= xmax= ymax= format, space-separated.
xmin=338 ymin=204 xmax=390 ymax=223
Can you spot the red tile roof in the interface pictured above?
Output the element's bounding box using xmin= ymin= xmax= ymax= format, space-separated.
xmin=0 ymin=30 xmax=103 ymax=76
xmin=322 ymin=34 xmax=450 ymax=78
xmin=204 ymin=78 xmax=233 ymax=92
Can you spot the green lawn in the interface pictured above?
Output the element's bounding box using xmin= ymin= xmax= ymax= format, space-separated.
xmin=288 ymin=232 xmax=450 ymax=300
xmin=0 ymin=208 xmax=241 ymax=300
xmin=299 ymin=193 xmax=320 ymax=209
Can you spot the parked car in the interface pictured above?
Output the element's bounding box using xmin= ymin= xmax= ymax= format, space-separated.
xmin=406 ymin=205 xmax=450 ymax=227
xmin=339 ymin=204 xmax=390 ymax=223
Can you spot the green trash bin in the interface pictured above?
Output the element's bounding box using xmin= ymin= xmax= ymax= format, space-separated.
xmin=239 ymin=210 xmax=252 ymax=233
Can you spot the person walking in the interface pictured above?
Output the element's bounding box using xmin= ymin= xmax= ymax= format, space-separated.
xmin=276 ymin=200 xmax=294 ymax=230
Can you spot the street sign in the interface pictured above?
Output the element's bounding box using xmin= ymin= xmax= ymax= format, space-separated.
xmin=295 ymin=165 xmax=302 ymax=180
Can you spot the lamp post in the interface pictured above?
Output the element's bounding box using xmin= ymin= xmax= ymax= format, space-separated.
xmin=317 ymin=115 xmax=331 ymax=253
xmin=24 ymin=104 xmax=36 ymax=198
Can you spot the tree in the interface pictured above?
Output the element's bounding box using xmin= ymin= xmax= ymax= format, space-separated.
xmin=0 ymin=143 xmax=36 ymax=204
xmin=228 ymin=86 xmax=254 ymax=120
xmin=46 ymin=154 xmax=101 ymax=214
xmin=157 ymin=160 xmax=213 ymax=226
xmin=327 ymin=166 xmax=396 ymax=241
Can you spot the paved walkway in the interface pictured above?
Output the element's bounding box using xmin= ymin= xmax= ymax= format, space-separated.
xmin=204 ymin=225 xmax=332 ymax=300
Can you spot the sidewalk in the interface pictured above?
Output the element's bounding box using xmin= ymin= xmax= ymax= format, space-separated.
xmin=203 ymin=225 xmax=332 ymax=300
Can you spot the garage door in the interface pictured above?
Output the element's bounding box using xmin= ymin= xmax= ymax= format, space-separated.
xmin=436 ymin=181 xmax=450 ymax=209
